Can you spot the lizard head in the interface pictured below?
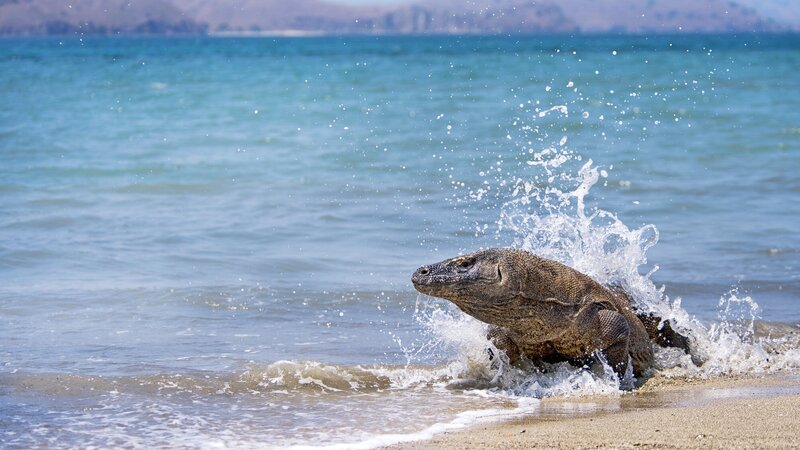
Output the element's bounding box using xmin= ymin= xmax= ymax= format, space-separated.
xmin=411 ymin=248 xmax=516 ymax=311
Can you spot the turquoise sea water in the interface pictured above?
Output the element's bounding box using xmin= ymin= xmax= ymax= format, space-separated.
xmin=1 ymin=35 xmax=799 ymax=448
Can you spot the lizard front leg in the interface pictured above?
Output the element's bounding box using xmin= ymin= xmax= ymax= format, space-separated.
xmin=487 ymin=324 xmax=521 ymax=365
xmin=595 ymin=309 xmax=632 ymax=378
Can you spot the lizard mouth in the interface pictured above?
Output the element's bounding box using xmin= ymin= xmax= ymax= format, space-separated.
xmin=411 ymin=265 xmax=435 ymax=290
xmin=411 ymin=265 xmax=460 ymax=296
xmin=411 ymin=263 xmax=504 ymax=294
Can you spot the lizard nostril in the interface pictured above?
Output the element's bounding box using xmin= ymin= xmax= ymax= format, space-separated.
xmin=418 ymin=267 xmax=430 ymax=276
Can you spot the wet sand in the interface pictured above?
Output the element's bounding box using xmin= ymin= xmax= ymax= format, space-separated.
xmin=386 ymin=374 xmax=800 ymax=449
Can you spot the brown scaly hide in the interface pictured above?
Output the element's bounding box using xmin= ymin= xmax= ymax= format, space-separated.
xmin=412 ymin=248 xmax=689 ymax=378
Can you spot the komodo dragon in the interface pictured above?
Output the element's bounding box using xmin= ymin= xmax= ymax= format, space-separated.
xmin=411 ymin=248 xmax=689 ymax=378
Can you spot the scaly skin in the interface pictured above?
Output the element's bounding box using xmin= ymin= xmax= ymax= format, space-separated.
xmin=411 ymin=248 xmax=658 ymax=377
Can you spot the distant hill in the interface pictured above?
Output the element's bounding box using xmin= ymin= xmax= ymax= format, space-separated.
xmin=0 ymin=0 xmax=205 ymax=35
xmin=733 ymin=0 xmax=800 ymax=28
xmin=0 ymin=0 xmax=797 ymax=36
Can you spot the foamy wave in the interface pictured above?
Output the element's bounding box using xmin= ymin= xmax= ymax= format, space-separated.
xmin=284 ymin=399 xmax=538 ymax=450
xmin=241 ymin=361 xmax=392 ymax=393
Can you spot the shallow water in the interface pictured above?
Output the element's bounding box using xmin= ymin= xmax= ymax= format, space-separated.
xmin=1 ymin=34 xmax=799 ymax=448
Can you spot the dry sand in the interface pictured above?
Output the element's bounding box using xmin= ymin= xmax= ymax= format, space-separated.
xmin=385 ymin=374 xmax=800 ymax=449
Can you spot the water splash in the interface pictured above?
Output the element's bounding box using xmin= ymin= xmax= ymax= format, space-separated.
xmin=418 ymin=107 xmax=800 ymax=394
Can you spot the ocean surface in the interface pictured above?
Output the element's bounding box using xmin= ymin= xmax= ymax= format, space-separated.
xmin=1 ymin=34 xmax=799 ymax=448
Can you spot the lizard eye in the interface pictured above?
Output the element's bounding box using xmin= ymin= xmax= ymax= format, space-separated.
xmin=458 ymin=259 xmax=474 ymax=269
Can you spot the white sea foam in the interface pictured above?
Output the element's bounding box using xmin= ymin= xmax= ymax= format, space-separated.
xmin=284 ymin=398 xmax=538 ymax=450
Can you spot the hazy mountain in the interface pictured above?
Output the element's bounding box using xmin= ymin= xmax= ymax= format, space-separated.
xmin=0 ymin=0 xmax=204 ymax=35
xmin=177 ymin=0 xmax=380 ymax=34
xmin=723 ymin=0 xmax=800 ymax=28
xmin=535 ymin=0 xmax=783 ymax=34
xmin=0 ymin=0 xmax=796 ymax=36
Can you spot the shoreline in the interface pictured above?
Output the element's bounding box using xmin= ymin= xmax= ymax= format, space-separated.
xmin=382 ymin=373 xmax=800 ymax=449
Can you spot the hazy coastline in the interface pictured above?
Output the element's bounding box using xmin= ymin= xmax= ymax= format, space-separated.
xmin=2 ymin=0 xmax=798 ymax=37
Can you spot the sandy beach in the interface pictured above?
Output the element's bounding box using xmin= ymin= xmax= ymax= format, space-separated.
xmin=386 ymin=374 xmax=800 ymax=449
